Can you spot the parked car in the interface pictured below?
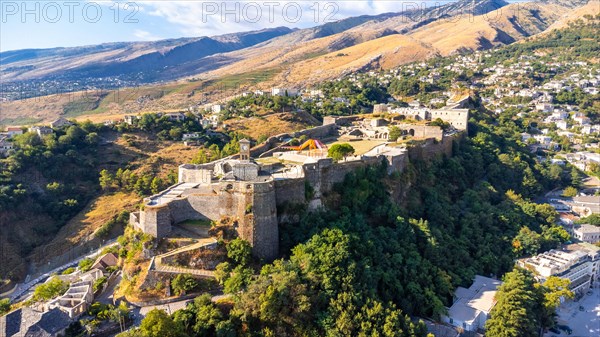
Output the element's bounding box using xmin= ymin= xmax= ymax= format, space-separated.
xmin=549 ymin=327 xmax=561 ymax=334
xmin=557 ymin=324 xmax=572 ymax=335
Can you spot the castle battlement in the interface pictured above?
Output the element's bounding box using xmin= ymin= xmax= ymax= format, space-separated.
xmin=131 ymin=113 xmax=464 ymax=261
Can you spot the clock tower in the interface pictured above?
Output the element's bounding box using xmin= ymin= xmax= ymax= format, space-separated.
xmin=239 ymin=139 xmax=250 ymax=162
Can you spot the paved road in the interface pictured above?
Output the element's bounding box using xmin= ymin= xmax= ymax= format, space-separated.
xmin=550 ymin=287 xmax=600 ymax=337
xmin=97 ymin=272 xmax=123 ymax=305
xmin=9 ymin=241 xmax=117 ymax=302
xmin=130 ymin=293 xmax=231 ymax=326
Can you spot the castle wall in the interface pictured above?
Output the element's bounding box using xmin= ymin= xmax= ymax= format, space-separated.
xmin=321 ymin=157 xmax=382 ymax=192
xmin=397 ymin=124 xmax=443 ymax=140
xmin=274 ymin=178 xmax=306 ymax=206
xmin=430 ymin=109 xmax=469 ymax=131
xmin=292 ymin=123 xmax=337 ymax=140
xmin=407 ymin=135 xmax=456 ymax=161
xmin=179 ymin=164 xmax=214 ymax=184
xmin=247 ymin=181 xmax=279 ymax=261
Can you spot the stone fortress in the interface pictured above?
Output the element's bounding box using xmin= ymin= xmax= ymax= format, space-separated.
xmin=130 ymin=105 xmax=469 ymax=261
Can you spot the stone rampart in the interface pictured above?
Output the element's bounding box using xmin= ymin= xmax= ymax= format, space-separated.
xmin=274 ymin=178 xmax=306 ymax=206
xmin=133 ymin=130 xmax=465 ymax=263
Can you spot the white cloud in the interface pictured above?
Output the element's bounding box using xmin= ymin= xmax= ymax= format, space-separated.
xmin=138 ymin=1 xmax=416 ymax=37
xmin=133 ymin=29 xmax=161 ymax=41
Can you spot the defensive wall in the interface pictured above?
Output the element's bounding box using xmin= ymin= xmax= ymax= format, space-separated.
xmin=131 ymin=111 xmax=465 ymax=261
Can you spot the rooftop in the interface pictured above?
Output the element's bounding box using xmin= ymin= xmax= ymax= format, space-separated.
xmin=573 ymin=224 xmax=600 ymax=234
xmin=522 ymin=249 xmax=590 ymax=277
xmin=447 ymin=275 xmax=502 ymax=324
xmin=0 ymin=307 xmax=72 ymax=337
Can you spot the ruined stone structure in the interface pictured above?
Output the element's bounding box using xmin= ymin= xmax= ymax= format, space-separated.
xmin=131 ymin=111 xmax=464 ymax=261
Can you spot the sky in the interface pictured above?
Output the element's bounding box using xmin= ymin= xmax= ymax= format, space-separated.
xmin=0 ymin=0 xmax=518 ymax=52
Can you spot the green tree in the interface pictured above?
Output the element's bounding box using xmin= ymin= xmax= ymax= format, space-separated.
xmin=85 ymin=132 xmax=100 ymax=145
xmin=0 ymin=298 xmax=11 ymax=315
xmin=388 ymin=126 xmax=402 ymax=141
xmin=150 ymin=177 xmax=162 ymax=195
xmin=570 ymin=167 xmax=581 ymax=187
xmin=79 ymin=258 xmax=94 ymax=272
xmin=327 ymin=143 xmax=355 ymax=161
xmin=140 ymin=309 xmax=186 ymax=337
xmin=227 ymin=238 xmax=252 ymax=266
xmin=32 ymin=277 xmax=68 ymax=301
xmin=562 ymin=186 xmax=578 ymax=197
xmin=223 ymin=265 xmax=253 ymax=294
xmin=513 ymin=227 xmax=542 ymax=256
xmin=169 ymin=128 xmax=183 ymax=140
xmin=486 ymin=268 xmax=542 ymax=337
xmin=578 ymin=214 xmax=600 ymax=226
xmin=536 ymin=276 xmax=573 ymax=328
xmin=171 ymin=274 xmax=198 ymax=296
xmin=99 ymin=169 xmax=114 ymax=191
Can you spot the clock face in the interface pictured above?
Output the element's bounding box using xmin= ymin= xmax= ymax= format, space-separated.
xmin=241 ymin=145 xmax=248 ymax=151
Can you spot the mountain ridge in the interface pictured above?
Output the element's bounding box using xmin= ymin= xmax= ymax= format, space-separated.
xmin=0 ymin=0 xmax=597 ymax=126
xmin=0 ymin=0 xmax=511 ymax=84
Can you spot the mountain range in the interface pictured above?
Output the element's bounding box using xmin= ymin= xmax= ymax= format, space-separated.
xmin=0 ymin=0 xmax=598 ymax=125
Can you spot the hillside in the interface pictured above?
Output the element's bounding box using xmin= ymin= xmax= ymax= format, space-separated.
xmin=0 ymin=27 xmax=293 ymax=83
xmin=0 ymin=0 xmax=595 ymax=126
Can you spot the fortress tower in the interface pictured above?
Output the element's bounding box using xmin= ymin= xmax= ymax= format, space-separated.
xmin=130 ymin=139 xmax=279 ymax=261
xmin=239 ymin=139 xmax=250 ymax=161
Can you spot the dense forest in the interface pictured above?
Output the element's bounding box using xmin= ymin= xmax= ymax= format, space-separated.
xmin=0 ymin=123 xmax=104 ymax=279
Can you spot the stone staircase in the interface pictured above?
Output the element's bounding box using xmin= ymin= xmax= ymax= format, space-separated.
xmin=150 ymin=238 xmax=218 ymax=278
xmin=153 ymin=262 xmax=215 ymax=277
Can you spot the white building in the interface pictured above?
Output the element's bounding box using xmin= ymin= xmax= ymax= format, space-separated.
xmin=536 ymin=103 xmax=553 ymax=113
xmin=28 ymin=126 xmax=53 ymax=137
xmin=46 ymin=268 xmax=103 ymax=318
xmin=182 ymin=132 xmax=202 ymax=141
xmin=519 ymin=245 xmax=600 ymax=296
xmin=165 ymin=112 xmax=186 ymax=122
xmin=556 ymin=120 xmax=569 ymax=130
xmin=6 ymin=127 xmax=23 ymax=138
xmin=442 ymin=275 xmax=502 ymax=332
xmin=271 ymin=88 xmax=298 ymax=96
xmin=572 ymin=224 xmax=600 ymax=244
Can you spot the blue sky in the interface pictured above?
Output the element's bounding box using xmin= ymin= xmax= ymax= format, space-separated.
xmin=0 ymin=0 xmax=517 ymax=52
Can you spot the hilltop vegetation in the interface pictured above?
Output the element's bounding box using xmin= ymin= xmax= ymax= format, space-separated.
xmin=0 ymin=115 xmax=255 ymax=282
xmin=0 ymin=123 xmax=104 ymax=279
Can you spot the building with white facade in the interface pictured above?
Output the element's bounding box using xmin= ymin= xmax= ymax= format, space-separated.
xmin=519 ymin=245 xmax=600 ymax=297
xmin=571 ymin=224 xmax=600 ymax=244
xmin=442 ymin=275 xmax=502 ymax=332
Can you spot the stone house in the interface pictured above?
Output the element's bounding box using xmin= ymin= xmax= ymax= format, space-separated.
xmin=0 ymin=136 xmax=14 ymax=157
xmin=28 ymin=126 xmax=53 ymax=137
xmin=50 ymin=118 xmax=74 ymax=129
